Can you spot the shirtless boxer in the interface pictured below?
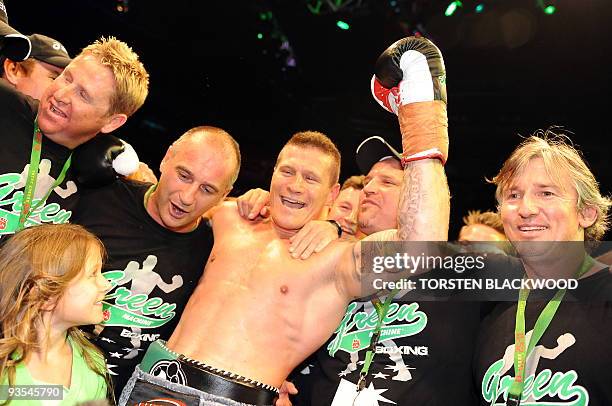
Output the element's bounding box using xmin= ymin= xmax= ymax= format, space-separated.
xmin=119 ymin=36 xmax=448 ymax=406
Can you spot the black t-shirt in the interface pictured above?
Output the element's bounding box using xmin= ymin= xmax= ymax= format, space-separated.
xmin=474 ymin=267 xmax=612 ymax=406
xmin=298 ymin=252 xmax=522 ymax=405
xmin=303 ymin=297 xmax=482 ymax=405
xmin=72 ymin=179 xmax=213 ymax=396
xmin=0 ymin=81 xmax=77 ymax=240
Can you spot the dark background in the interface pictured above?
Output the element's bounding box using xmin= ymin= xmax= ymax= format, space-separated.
xmin=8 ymin=0 xmax=611 ymax=238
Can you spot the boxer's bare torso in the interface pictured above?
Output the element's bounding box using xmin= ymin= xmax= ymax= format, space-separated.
xmin=167 ymin=137 xmax=448 ymax=388
xmin=168 ymin=202 xmax=360 ymax=387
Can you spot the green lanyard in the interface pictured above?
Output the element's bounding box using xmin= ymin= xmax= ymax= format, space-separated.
xmin=17 ymin=118 xmax=72 ymax=231
xmin=506 ymin=255 xmax=594 ymax=406
xmin=143 ymin=183 xmax=157 ymax=207
xmin=356 ymin=287 xmax=400 ymax=391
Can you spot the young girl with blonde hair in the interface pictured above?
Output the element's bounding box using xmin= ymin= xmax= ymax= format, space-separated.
xmin=0 ymin=224 xmax=113 ymax=405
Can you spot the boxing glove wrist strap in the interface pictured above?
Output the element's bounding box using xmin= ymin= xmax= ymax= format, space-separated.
xmin=398 ymin=101 xmax=448 ymax=163
xmin=400 ymin=149 xmax=445 ymax=167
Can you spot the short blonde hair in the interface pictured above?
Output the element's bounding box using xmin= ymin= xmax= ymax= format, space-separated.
xmin=278 ymin=131 xmax=341 ymax=185
xmin=463 ymin=210 xmax=505 ymax=235
xmin=492 ymin=130 xmax=611 ymax=241
xmin=81 ymin=36 xmax=149 ymax=117
xmin=341 ymin=175 xmax=365 ymax=191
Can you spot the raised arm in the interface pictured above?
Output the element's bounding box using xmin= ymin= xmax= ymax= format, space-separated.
xmin=395 ymin=159 xmax=448 ymax=241
xmin=337 ymin=36 xmax=450 ymax=299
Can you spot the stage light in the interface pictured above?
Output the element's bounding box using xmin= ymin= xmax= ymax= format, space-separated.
xmin=257 ymin=33 xmax=263 ymax=40
xmin=336 ymin=20 xmax=350 ymax=30
xmin=115 ymin=0 xmax=128 ymax=13
xmin=445 ymin=1 xmax=462 ymax=17
xmin=259 ymin=11 xmax=273 ymax=21
xmin=475 ymin=4 xmax=484 ymax=13
xmin=537 ymin=0 xmax=557 ymax=15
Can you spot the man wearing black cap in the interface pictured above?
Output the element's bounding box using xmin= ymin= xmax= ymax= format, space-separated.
xmin=296 ymin=134 xmax=480 ymax=406
xmin=0 ymin=0 xmax=31 ymax=62
xmin=1 ymin=33 xmax=71 ymax=100
xmin=0 ymin=32 xmax=149 ymax=240
xmin=355 ymin=135 xmax=404 ymax=238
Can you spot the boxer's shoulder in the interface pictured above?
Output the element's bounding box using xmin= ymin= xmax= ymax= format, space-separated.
xmin=207 ymin=199 xmax=237 ymax=222
xmin=208 ymin=200 xmax=258 ymax=237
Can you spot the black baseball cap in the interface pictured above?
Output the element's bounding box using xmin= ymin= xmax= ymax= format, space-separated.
xmin=355 ymin=135 xmax=403 ymax=174
xmin=0 ymin=0 xmax=31 ymax=61
xmin=28 ymin=34 xmax=71 ymax=68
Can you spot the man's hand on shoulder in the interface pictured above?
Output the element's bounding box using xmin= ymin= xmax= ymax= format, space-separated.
xmin=289 ymin=220 xmax=341 ymax=260
xmin=236 ymin=188 xmax=270 ymax=220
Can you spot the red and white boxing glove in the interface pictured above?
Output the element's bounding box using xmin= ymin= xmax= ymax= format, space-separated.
xmin=371 ymin=36 xmax=448 ymax=164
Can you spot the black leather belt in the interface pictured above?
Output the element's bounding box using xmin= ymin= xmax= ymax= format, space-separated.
xmin=177 ymin=356 xmax=278 ymax=405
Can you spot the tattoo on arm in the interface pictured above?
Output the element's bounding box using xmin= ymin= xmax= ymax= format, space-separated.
xmin=396 ymin=160 xmax=449 ymax=241
xmin=344 ymin=159 xmax=448 ymax=298
xmin=398 ymin=164 xmax=422 ymax=240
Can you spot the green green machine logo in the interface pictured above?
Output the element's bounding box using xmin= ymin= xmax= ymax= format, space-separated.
xmin=328 ymin=301 xmax=427 ymax=356
xmin=101 ymin=258 xmax=182 ymax=329
xmin=0 ymin=173 xmax=72 ymax=235
xmin=482 ymin=332 xmax=589 ymax=406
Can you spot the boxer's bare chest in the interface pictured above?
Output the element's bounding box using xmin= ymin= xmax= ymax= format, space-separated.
xmin=206 ymin=224 xmax=325 ymax=297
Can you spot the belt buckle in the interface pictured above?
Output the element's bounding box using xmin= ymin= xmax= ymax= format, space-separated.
xmin=506 ymin=394 xmax=521 ymax=406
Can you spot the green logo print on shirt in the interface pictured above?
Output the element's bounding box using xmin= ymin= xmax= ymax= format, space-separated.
xmin=102 ymin=255 xmax=183 ymax=329
xmin=482 ymin=331 xmax=588 ymax=406
xmin=328 ymin=301 xmax=428 ymax=356
xmin=0 ymin=165 xmax=75 ymax=235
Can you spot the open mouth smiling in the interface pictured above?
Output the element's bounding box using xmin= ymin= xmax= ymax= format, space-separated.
xmin=281 ymin=196 xmax=306 ymax=209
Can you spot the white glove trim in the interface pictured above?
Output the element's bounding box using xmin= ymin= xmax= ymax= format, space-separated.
xmin=112 ymin=140 xmax=140 ymax=176
xmin=398 ymin=50 xmax=434 ymax=104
